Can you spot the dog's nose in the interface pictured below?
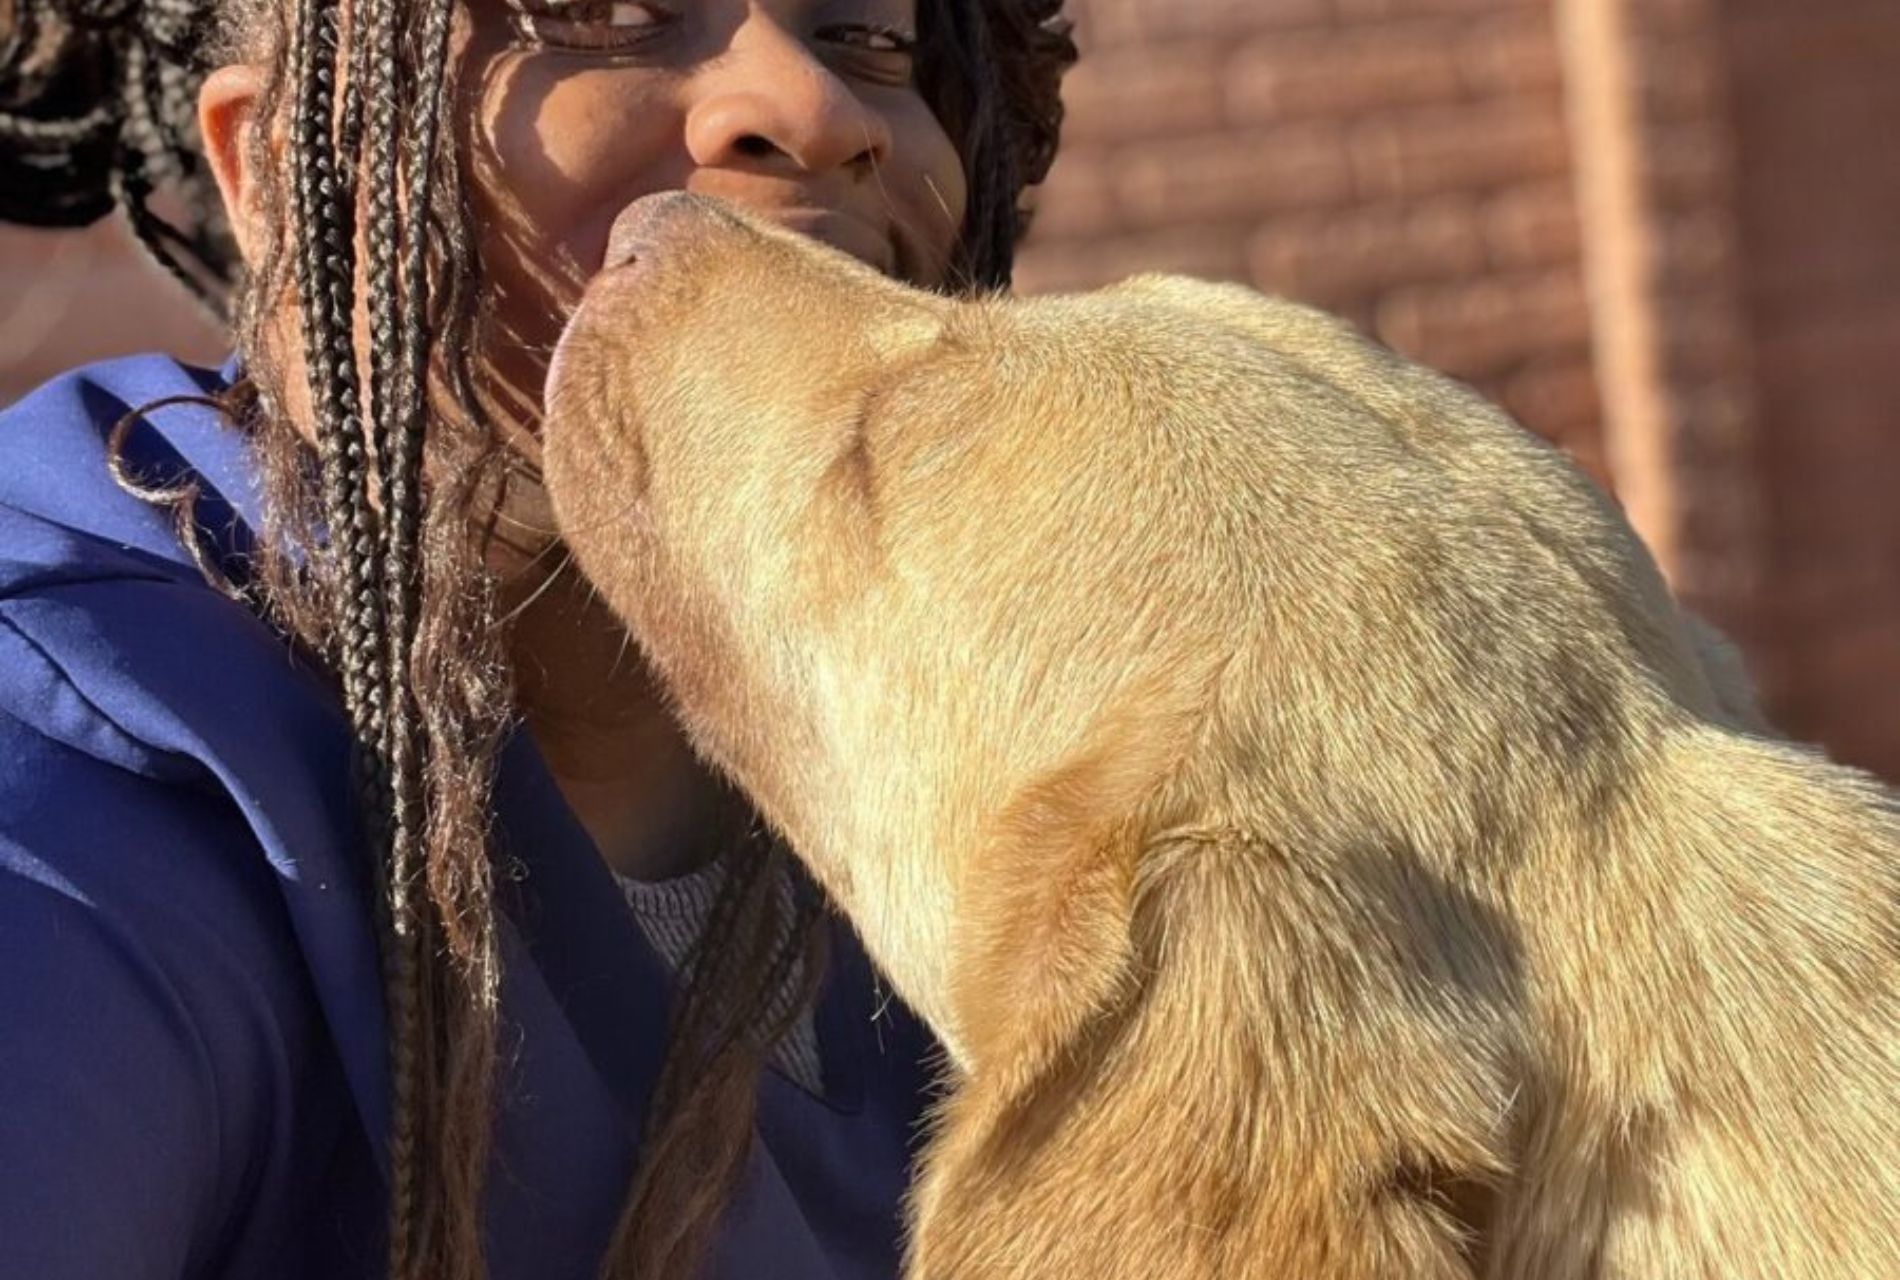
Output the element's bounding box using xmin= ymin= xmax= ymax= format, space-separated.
xmin=603 ymin=191 xmax=731 ymax=272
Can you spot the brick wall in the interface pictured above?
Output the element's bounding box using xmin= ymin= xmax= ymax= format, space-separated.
xmin=1717 ymin=0 xmax=1900 ymax=775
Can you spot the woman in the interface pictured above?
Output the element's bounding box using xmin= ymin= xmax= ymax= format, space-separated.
xmin=0 ymin=2 xmax=1074 ymax=1277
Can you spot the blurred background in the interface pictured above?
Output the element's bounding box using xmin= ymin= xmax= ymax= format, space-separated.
xmin=2 ymin=0 xmax=1896 ymax=781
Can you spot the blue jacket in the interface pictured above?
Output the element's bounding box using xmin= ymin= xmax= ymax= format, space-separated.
xmin=0 ymin=356 xmax=934 ymax=1279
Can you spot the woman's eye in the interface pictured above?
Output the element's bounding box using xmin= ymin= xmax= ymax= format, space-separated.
xmin=512 ymin=1 xmax=676 ymax=56
xmin=819 ymin=24 xmax=918 ymax=86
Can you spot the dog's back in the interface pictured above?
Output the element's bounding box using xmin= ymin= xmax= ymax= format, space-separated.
xmin=1475 ymin=723 xmax=1899 ymax=1278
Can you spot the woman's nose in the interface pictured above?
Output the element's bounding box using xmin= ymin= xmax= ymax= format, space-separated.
xmin=683 ymin=19 xmax=892 ymax=177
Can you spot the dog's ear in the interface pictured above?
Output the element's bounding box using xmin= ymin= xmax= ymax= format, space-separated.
xmin=947 ymin=675 xmax=1206 ymax=1088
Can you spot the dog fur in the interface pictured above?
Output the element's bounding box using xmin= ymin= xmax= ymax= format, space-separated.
xmin=543 ymin=192 xmax=1900 ymax=1279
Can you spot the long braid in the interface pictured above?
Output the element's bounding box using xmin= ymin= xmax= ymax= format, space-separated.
xmin=341 ymin=0 xmax=431 ymax=1273
xmin=389 ymin=3 xmax=501 ymax=1277
xmin=1 ymin=1 xmax=120 ymax=226
xmin=357 ymin=0 xmax=399 ymax=489
xmin=281 ymin=0 xmax=478 ymax=1274
xmin=283 ymin=2 xmax=451 ymax=1275
xmin=111 ymin=31 xmax=203 ymax=298
xmin=289 ymin=0 xmax=382 ymax=728
xmin=119 ymin=0 xmax=228 ymax=297
xmin=350 ymin=0 xmax=501 ymax=1271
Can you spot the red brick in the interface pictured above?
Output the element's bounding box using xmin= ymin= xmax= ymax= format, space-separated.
xmin=1023 ymin=148 xmax=1120 ymax=239
xmin=1482 ymin=182 xmax=1582 ymax=268
xmin=1551 ymin=429 xmax=1613 ymax=495
xmin=1723 ymin=1 xmax=1900 ymax=71
xmin=1750 ymin=297 xmax=1900 ymax=396
xmin=1668 ymin=547 xmax=1773 ymax=624
xmin=1014 ymin=226 xmax=1252 ymax=295
xmin=1621 ymin=0 xmax=1728 ymax=42
xmin=1499 ymin=353 xmax=1602 ymax=433
xmin=1334 ymin=0 xmax=1546 ymax=20
xmin=1656 ymin=378 xmax=1755 ymax=455
xmin=1724 ymin=57 xmax=1900 ymax=296
xmin=1650 ymin=298 xmax=1751 ymax=380
xmin=1372 ymin=270 xmax=1592 ymax=378
xmin=1791 ymin=619 xmax=1900 ymax=732
xmin=1458 ymin=12 xmax=1564 ymax=97
xmin=1115 ymin=126 xmax=1355 ymax=229
xmin=1760 ymin=397 xmax=1900 ymax=478
xmin=1078 ymin=0 xmax=1331 ymax=49
xmin=1761 ymin=437 xmax=1900 ymax=523
xmin=1755 ymin=561 xmax=1900 ymax=630
xmin=1636 ymin=123 xmax=1734 ymax=209
xmin=1627 ymin=37 xmax=1726 ymax=120
xmin=1647 ymin=207 xmax=1741 ymax=290
xmin=1497 ymin=355 xmax=1610 ymax=483
xmin=1058 ymin=42 xmax=1228 ymax=145
xmin=1226 ymin=27 xmax=1465 ymax=123
xmin=1350 ymin=100 xmax=1570 ymax=199
xmin=1246 ymin=196 xmax=1486 ymax=302
xmin=1716 ymin=0 xmax=1900 ymax=753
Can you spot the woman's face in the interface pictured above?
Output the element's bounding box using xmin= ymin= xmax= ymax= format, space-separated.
xmin=462 ymin=0 xmax=969 ymax=464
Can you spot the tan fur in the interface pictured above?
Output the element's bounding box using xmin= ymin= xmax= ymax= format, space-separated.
xmin=543 ymin=192 xmax=1900 ymax=1280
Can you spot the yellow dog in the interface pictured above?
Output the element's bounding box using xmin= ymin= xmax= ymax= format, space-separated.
xmin=544 ymin=192 xmax=1900 ymax=1280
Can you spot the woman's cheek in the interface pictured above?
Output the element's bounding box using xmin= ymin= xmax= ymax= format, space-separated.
xmin=472 ymin=55 xmax=688 ymax=342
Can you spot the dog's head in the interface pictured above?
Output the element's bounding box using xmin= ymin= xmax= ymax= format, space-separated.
xmin=544 ymin=194 xmax=1260 ymax=1065
xmin=543 ymin=192 xmax=1714 ymax=1075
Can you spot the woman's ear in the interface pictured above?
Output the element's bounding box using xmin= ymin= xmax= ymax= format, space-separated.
xmin=198 ymin=63 xmax=271 ymax=267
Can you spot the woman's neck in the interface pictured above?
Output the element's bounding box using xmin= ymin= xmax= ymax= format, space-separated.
xmin=508 ymin=562 xmax=735 ymax=881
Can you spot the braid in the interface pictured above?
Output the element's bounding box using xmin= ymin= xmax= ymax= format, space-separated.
xmin=289 ymin=0 xmax=384 ymax=726
xmin=343 ymin=2 xmax=427 ymax=1266
xmin=364 ymin=0 xmax=500 ymax=1274
xmin=403 ymin=10 xmax=502 ymax=1270
xmin=286 ymin=0 xmax=496 ymax=1275
xmin=111 ymin=31 xmax=205 ymax=299
xmin=357 ymin=0 xmax=398 ymax=479
xmin=1 ymin=1 xmax=118 ymax=226
xmin=604 ymin=823 xmax=830 ymax=1278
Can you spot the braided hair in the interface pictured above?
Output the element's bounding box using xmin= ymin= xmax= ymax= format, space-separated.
xmin=0 ymin=3 xmax=1077 ymax=1278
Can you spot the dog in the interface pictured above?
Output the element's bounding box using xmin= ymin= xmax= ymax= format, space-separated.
xmin=542 ymin=192 xmax=1900 ymax=1279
